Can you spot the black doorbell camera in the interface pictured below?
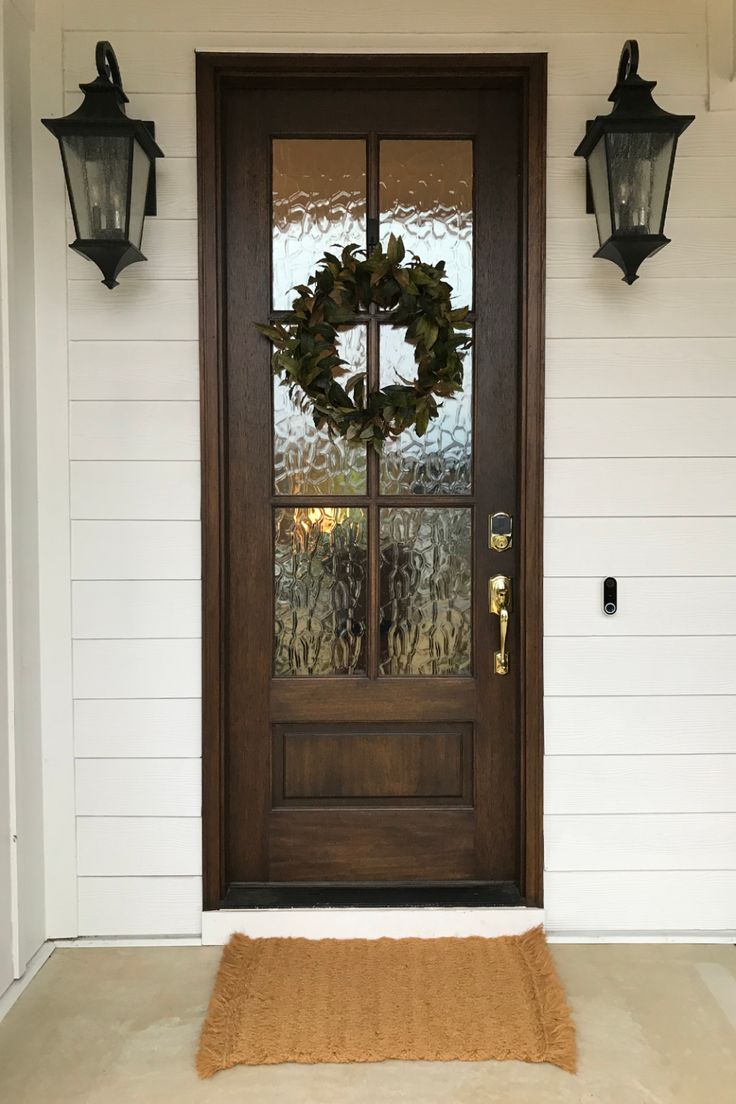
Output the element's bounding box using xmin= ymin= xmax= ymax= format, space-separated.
xmin=603 ymin=577 xmax=617 ymax=616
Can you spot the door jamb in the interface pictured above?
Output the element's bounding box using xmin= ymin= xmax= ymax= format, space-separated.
xmin=196 ymin=51 xmax=547 ymax=910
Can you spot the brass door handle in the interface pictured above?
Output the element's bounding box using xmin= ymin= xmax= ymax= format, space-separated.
xmin=489 ymin=575 xmax=512 ymax=676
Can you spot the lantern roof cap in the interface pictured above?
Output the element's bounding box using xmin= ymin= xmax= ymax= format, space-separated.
xmin=41 ymin=40 xmax=164 ymax=160
xmin=574 ymin=40 xmax=694 ymax=158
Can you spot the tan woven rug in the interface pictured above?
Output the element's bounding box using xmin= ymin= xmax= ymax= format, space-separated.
xmin=197 ymin=925 xmax=576 ymax=1078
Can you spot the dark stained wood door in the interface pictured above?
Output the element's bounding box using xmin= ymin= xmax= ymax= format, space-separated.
xmin=198 ymin=55 xmax=546 ymax=907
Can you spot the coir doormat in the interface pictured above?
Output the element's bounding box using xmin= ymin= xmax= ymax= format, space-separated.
xmin=197 ymin=926 xmax=576 ymax=1078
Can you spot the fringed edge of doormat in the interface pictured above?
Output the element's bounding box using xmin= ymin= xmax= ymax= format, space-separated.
xmin=196 ymin=925 xmax=576 ymax=1079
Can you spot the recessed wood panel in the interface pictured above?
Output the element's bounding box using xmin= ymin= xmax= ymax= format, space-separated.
xmin=269 ymin=809 xmax=477 ymax=882
xmin=274 ymin=724 xmax=472 ymax=806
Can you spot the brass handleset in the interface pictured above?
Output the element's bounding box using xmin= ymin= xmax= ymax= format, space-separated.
xmin=489 ymin=513 xmax=513 ymax=676
xmin=489 ymin=574 xmax=512 ymax=676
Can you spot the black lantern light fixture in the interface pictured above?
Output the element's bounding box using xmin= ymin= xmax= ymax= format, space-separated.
xmin=574 ymin=40 xmax=694 ymax=284
xmin=42 ymin=41 xmax=164 ymax=289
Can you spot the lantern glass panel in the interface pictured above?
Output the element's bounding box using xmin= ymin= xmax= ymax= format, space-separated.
xmin=606 ymin=131 xmax=675 ymax=235
xmin=587 ymin=136 xmax=612 ymax=244
xmin=60 ymin=133 xmax=131 ymax=241
xmin=128 ymin=138 xmax=152 ymax=249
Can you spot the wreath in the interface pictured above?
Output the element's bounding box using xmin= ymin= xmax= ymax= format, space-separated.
xmin=256 ymin=234 xmax=472 ymax=450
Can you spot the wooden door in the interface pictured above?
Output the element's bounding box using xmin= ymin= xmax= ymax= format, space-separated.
xmin=198 ymin=55 xmax=546 ymax=909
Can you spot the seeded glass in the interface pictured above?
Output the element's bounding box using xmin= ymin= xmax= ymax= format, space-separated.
xmin=380 ymin=140 xmax=473 ymax=307
xmin=272 ymin=139 xmax=366 ymax=309
xmin=379 ymin=508 xmax=472 ymax=676
xmin=379 ymin=325 xmax=472 ymax=495
xmin=60 ymin=134 xmax=130 ymax=239
xmin=607 ymin=131 xmax=675 ymax=235
xmin=273 ymin=325 xmax=367 ymax=495
xmin=274 ymin=507 xmax=367 ymax=676
xmin=587 ymin=137 xmax=612 ymax=243
xmin=128 ymin=138 xmax=152 ymax=249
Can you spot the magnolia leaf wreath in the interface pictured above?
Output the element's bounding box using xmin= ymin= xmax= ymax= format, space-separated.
xmin=256 ymin=234 xmax=472 ymax=450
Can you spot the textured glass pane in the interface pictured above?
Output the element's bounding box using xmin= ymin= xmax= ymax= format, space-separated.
xmin=272 ymin=139 xmax=366 ymax=309
xmin=379 ymin=325 xmax=472 ymax=495
xmin=606 ymin=132 xmax=675 ymax=235
xmin=128 ymin=138 xmax=151 ymax=250
xmin=61 ymin=135 xmax=131 ymax=240
xmin=379 ymin=508 xmax=471 ymax=676
xmin=587 ymin=137 xmax=612 ymax=244
xmin=274 ymin=325 xmax=367 ymax=495
xmin=380 ymin=140 xmax=473 ymax=307
xmin=274 ymin=507 xmax=367 ymax=676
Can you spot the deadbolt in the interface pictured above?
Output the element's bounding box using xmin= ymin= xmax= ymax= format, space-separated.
xmin=489 ymin=512 xmax=513 ymax=552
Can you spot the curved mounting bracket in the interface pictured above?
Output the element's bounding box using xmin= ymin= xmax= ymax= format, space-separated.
xmin=95 ymin=40 xmax=124 ymax=93
xmin=615 ymin=39 xmax=640 ymax=86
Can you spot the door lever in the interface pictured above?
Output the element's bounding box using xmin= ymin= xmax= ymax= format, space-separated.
xmin=489 ymin=575 xmax=512 ymax=676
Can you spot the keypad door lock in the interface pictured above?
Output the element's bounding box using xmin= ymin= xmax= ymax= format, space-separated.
xmin=489 ymin=512 xmax=513 ymax=552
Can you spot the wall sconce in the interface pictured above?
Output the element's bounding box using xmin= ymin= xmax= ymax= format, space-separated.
xmin=574 ymin=40 xmax=694 ymax=284
xmin=42 ymin=41 xmax=164 ymax=289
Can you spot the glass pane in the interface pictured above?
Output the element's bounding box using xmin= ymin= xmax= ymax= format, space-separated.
xmin=379 ymin=324 xmax=472 ymax=495
xmin=128 ymin=138 xmax=151 ymax=250
xmin=272 ymin=139 xmax=366 ymax=309
xmin=379 ymin=508 xmax=472 ymax=676
xmin=274 ymin=507 xmax=367 ymax=676
xmin=61 ymin=134 xmax=131 ymax=240
xmin=606 ymin=132 xmax=675 ymax=235
xmin=587 ymin=137 xmax=612 ymax=243
xmin=274 ymin=325 xmax=367 ymax=495
xmin=380 ymin=140 xmax=473 ymax=308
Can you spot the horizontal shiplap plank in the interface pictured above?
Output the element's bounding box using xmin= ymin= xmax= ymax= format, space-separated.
xmin=545 ymin=755 xmax=736 ymax=814
xmin=69 ymin=280 xmax=199 ymax=341
xmin=74 ymin=698 xmax=201 ymax=757
xmin=545 ymin=695 xmax=736 ymax=756
xmin=73 ymin=639 xmax=201 ymax=698
xmin=549 ymin=158 xmax=736 ymax=220
xmin=545 ymin=637 xmax=736 ymax=697
xmin=75 ymin=758 xmax=201 ymax=816
xmin=546 ymin=278 xmax=736 ymax=339
xmin=544 ymin=517 xmax=736 ymax=577
xmin=69 ymin=341 xmax=199 ymax=400
xmin=546 ymin=397 xmax=736 ymax=458
xmin=546 ymin=577 xmax=736 ymax=637
xmin=547 ymin=219 xmax=736 ymax=280
xmin=69 ymin=220 xmax=198 ymax=282
xmin=70 ymin=461 xmax=200 ymax=520
xmin=546 ymin=338 xmax=736 ymax=398
xmin=77 ymin=817 xmax=202 ymax=876
xmin=64 ymin=29 xmax=703 ymax=85
xmin=546 ymin=458 xmax=736 ymax=516
xmin=73 ymin=277 xmax=736 ymax=344
xmin=155 ymin=158 xmax=197 ymax=219
xmin=548 ymin=95 xmax=731 ymax=160
xmin=545 ymin=871 xmax=736 ymax=932
xmin=77 ymin=876 xmax=202 ymax=937
xmin=72 ymin=521 xmax=201 ymax=580
xmin=72 ymin=580 xmax=201 ymax=639
xmin=70 ymin=401 xmax=200 ymax=460
xmin=545 ymin=813 xmax=736 ymax=871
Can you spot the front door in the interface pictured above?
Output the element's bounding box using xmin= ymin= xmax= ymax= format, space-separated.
xmin=198 ymin=54 xmax=545 ymax=908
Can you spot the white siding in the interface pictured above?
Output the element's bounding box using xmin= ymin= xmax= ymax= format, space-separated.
xmin=58 ymin=1 xmax=736 ymax=937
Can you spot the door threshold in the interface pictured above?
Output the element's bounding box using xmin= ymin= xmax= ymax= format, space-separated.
xmin=201 ymin=902 xmax=544 ymax=945
xmin=221 ymin=882 xmax=523 ymax=911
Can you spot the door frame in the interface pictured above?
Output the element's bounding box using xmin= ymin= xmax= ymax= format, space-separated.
xmin=197 ymin=51 xmax=547 ymax=910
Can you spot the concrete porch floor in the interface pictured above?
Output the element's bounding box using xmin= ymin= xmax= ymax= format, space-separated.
xmin=0 ymin=942 xmax=735 ymax=1103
